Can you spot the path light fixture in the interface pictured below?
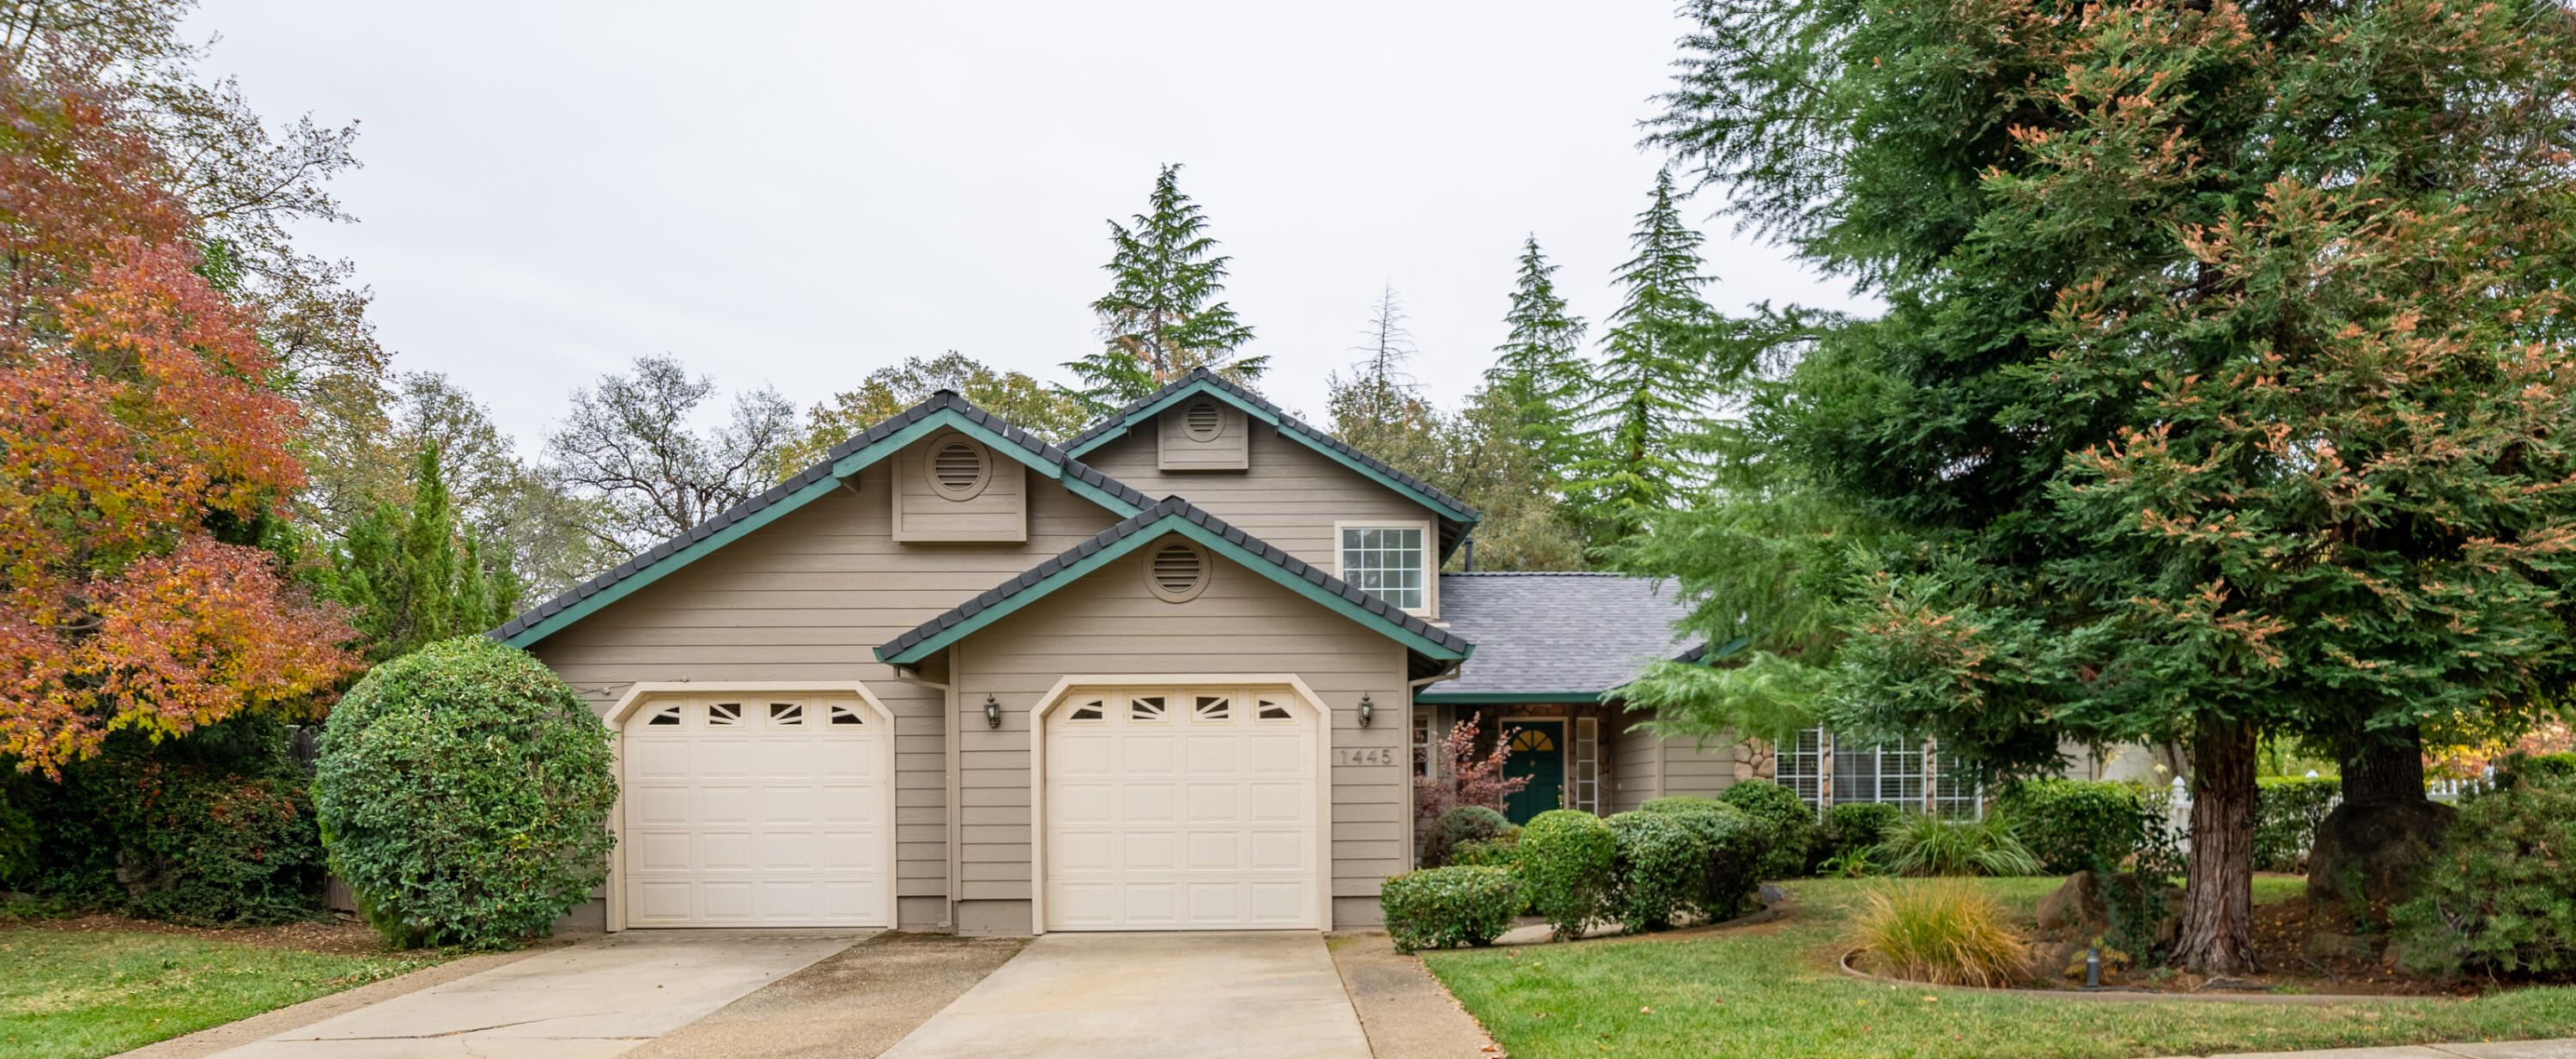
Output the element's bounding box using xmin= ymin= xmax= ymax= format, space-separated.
xmin=1357 ymin=694 xmax=1374 ymax=727
xmin=984 ymin=695 xmax=1000 ymax=728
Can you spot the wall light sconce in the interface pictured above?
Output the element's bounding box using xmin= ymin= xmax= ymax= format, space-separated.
xmin=983 ymin=695 xmax=1000 ymax=728
xmin=1357 ymin=694 xmax=1375 ymax=728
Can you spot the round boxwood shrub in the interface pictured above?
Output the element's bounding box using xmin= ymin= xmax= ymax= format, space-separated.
xmin=1996 ymin=779 xmax=2148 ymax=874
xmin=2391 ymin=768 xmax=2576 ymax=977
xmin=1716 ymin=779 xmax=1817 ymax=879
xmin=1518 ymin=809 xmax=1615 ymax=940
xmin=1823 ymin=801 xmax=1905 ymax=865
xmin=315 ymin=636 xmax=617 ymax=949
xmin=1640 ymin=798 xmax=1771 ymax=919
xmin=1379 ymin=865 xmax=1520 ymax=953
xmin=1607 ymin=811 xmax=1708 ymax=933
xmin=1422 ymin=805 xmax=1516 ymax=868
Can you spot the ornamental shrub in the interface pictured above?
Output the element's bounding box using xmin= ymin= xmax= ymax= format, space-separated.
xmin=1996 ymin=779 xmax=2149 ymax=874
xmin=2391 ymin=770 xmax=2576 ymax=977
xmin=1379 ymin=866 xmax=1521 ymax=953
xmin=1852 ymin=879 xmax=2031 ymax=987
xmin=1518 ymin=809 xmax=1615 ymax=940
xmin=1423 ymin=805 xmax=1516 ymax=868
xmin=1452 ymin=833 xmax=1520 ymax=869
xmin=1643 ymin=799 xmax=1770 ymax=919
xmin=1821 ymin=802 xmax=1905 ymax=864
xmin=1716 ymin=780 xmax=1817 ymax=879
xmin=2254 ymin=776 xmax=2342 ymax=872
xmin=315 ymin=637 xmax=617 ymax=949
xmin=1607 ymin=811 xmax=1707 ymax=933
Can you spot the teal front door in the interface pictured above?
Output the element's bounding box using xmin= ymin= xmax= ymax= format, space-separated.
xmin=1502 ymin=721 xmax=1566 ymax=825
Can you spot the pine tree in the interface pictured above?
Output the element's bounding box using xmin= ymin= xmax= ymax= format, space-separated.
xmin=1488 ymin=235 xmax=1589 ymax=476
xmin=1568 ymin=170 xmax=1724 ymax=545
xmin=330 ymin=447 xmax=526 ymax=662
xmin=1065 ymin=164 xmax=1261 ymax=414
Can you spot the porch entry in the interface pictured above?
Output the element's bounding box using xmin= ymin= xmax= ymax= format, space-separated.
xmin=1503 ymin=720 xmax=1565 ymax=824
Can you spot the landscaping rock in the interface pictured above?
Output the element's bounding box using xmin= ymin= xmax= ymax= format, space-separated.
xmin=2306 ymin=797 xmax=2454 ymax=922
xmin=2038 ymin=871 xmax=2110 ymax=938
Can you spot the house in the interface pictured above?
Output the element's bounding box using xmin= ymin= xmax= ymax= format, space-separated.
xmin=489 ymin=368 xmax=1999 ymax=937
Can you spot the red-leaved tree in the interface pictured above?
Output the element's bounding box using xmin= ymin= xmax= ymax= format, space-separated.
xmin=1 ymin=58 xmax=359 ymax=775
xmin=1414 ymin=715 xmax=1532 ymax=822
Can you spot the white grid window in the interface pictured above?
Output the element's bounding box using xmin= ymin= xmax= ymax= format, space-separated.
xmin=1775 ymin=728 xmax=1825 ymax=809
xmin=1340 ymin=526 xmax=1425 ymax=611
xmin=1572 ymin=716 xmax=1599 ymax=815
xmin=1778 ymin=727 xmax=1983 ymax=819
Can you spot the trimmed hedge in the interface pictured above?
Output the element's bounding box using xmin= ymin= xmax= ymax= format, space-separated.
xmin=1423 ymin=805 xmax=1516 ymax=868
xmin=315 ymin=637 xmax=617 ymax=949
xmin=1519 ymin=810 xmax=1616 ymax=940
xmin=1607 ymin=812 xmax=1706 ymax=933
xmin=1381 ymin=866 xmax=1521 ymax=953
xmin=2391 ymin=770 xmax=2576 ymax=977
xmin=1997 ymin=779 xmax=2148 ymax=873
xmin=1648 ymin=800 xmax=1770 ymax=919
xmin=1716 ymin=780 xmax=1816 ymax=879
xmin=1821 ymin=802 xmax=1904 ymax=864
xmin=2255 ymin=776 xmax=2342 ymax=872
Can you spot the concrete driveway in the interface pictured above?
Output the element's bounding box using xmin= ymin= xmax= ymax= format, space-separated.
xmin=878 ymin=931 xmax=1370 ymax=1059
xmin=203 ymin=929 xmax=865 ymax=1059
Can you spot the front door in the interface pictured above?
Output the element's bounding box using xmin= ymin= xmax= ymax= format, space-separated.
xmin=1502 ymin=721 xmax=1565 ymax=825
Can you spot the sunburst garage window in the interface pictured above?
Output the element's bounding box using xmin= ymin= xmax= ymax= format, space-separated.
xmin=1340 ymin=526 xmax=1425 ymax=611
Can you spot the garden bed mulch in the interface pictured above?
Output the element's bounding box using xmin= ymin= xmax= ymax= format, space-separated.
xmin=2 ymin=911 xmax=391 ymax=955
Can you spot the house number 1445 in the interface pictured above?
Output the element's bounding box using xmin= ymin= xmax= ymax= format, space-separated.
xmin=1334 ymin=747 xmax=1396 ymax=767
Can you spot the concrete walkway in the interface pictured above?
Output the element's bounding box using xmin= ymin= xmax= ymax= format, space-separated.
xmin=201 ymin=929 xmax=866 ymax=1059
xmin=877 ymin=931 xmax=1372 ymax=1059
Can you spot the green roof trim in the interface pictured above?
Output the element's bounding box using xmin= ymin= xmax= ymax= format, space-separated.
xmin=496 ymin=400 xmax=1146 ymax=649
xmin=1061 ymin=374 xmax=1479 ymax=527
xmin=878 ymin=500 xmax=1475 ymax=666
xmin=1413 ymin=691 xmax=1615 ymax=704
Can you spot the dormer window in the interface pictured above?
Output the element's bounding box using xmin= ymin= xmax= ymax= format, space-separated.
xmin=1339 ymin=524 xmax=1427 ymax=613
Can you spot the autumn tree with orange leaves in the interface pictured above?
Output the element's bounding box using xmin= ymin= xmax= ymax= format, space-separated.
xmin=1651 ymin=0 xmax=2576 ymax=973
xmin=1 ymin=45 xmax=359 ymax=776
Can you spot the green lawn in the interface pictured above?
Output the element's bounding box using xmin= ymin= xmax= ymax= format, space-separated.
xmin=0 ymin=930 xmax=434 ymax=1059
xmin=1425 ymin=878 xmax=2576 ymax=1059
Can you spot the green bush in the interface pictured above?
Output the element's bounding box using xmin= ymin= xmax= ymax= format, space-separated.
xmin=1996 ymin=779 xmax=2148 ymax=874
xmin=2255 ymin=776 xmax=2342 ymax=872
xmin=14 ymin=717 xmax=324 ymax=924
xmin=1716 ymin=780 xmax=1817 ymax=879
xmin=1639 ymin=796 xmax=1729 ymax=815
xmin=2503 ymin=752 xmax=2576 ymax=786
xmin=1822 ymin=802 xmax=1904 ymax=862
xmin=2391 ymin=770 xmax=2576 ymax=977
xmin=1453 ymin=833 xmax=1520 ymax=868
xmin=315 ymin=637 xmax=617 ymax=949
xmin=1607 ymin=812 xmax=1707 ymax=933
xmin=1380 ymin=865 xmax=1521 ymax=953
xmin=1647 ymin=800 xmax=1771 ymax=919
xmin=1873 ymin=813 xmax=2043 ymax=877
xmin=1423 ymin=805 xmax=1516 ymax=868
xmin=1518 ymin=810 xmax=1615 ymax=940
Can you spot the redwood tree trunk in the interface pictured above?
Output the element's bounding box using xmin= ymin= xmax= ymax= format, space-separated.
xmin=2179 ymin=717 xmax=2259 ymax=976
xmin=2340 ymin=723 xmax=2426 ymax=806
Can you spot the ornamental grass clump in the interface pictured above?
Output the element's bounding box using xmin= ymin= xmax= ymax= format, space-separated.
xmin=1851 ymin=879 xmax=2031 ymax=987
xmin=315 ymin=637 xmax=617 ymax=949
xmin=1874 ymin=813 xmax=2043 ymax=878
xmin=1380 ymin=866 xmax=1520 ymax=954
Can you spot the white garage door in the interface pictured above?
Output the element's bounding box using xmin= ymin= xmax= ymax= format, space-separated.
xmin=622 ymin=694 xmax=892 ymax=927
xmin=1043 ymin=686 xmax=1321 ymax=930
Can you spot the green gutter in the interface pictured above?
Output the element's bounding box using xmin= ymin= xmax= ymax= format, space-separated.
xmin=501 ymin=408 xmax=1142 ymax=649
xmin=879 ymin=515 xmax=1472 ymax=665
xmin=1413 ymin=691 xmax=1614 ymax=704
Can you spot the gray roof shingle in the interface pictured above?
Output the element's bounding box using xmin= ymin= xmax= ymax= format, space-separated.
xmin=1432 ymin=572 xmax=1700 ymax=696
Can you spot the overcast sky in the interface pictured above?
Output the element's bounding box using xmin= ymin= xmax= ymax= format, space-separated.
xmin=188 ymin=1 xmax=1870 ymax=453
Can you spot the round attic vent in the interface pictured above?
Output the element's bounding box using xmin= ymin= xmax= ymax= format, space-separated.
xmin=928 ymin=439 xmax=990 ymax=500
xmin=1147 ymin=540 xmax=1208 ymax=602
xmin=1184 ymin=399 xmax=1222 ymax=441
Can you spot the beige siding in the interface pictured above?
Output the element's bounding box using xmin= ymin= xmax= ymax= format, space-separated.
xmin=1157 ymin=400 xmax=1249 ymax=470
xmin=893 ymin=431 xmax=1027 ymax=542
xmin=529 ymin=453 xmax=1122 ymax=929
xmin=1607 ymin=705 xmax=1737 ymax=808
xmin=950 ymin=543 xmax=1411 ymax=933
xmin=1611 ymin=704 xmax=1661 ymax=812
xmin=1083 ymin=417 xmax=1429 ymax=574
xmin=1660 ymin=733 xmax=1738 ymax=798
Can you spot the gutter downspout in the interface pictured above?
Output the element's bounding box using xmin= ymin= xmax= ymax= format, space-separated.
xmin=891 ymin=654 xmax=957 ymax=931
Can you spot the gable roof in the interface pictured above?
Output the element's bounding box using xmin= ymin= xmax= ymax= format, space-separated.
xmin=1060 ymin=368 xmax=1481 ymax=533
xmin=491 ymin=393 xmax=1153 ymax=648
xmin=1415 ymin=572 xmax=1700 ymax=703
xmin=877 ymin=496 xmax=1474 ymax=666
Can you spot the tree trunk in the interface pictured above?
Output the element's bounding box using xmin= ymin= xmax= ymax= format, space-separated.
xmin=2339 ymin=724 xmax=2426 ymax=806
xmin=2179 ymin=716 xmax=2259 ymax=975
